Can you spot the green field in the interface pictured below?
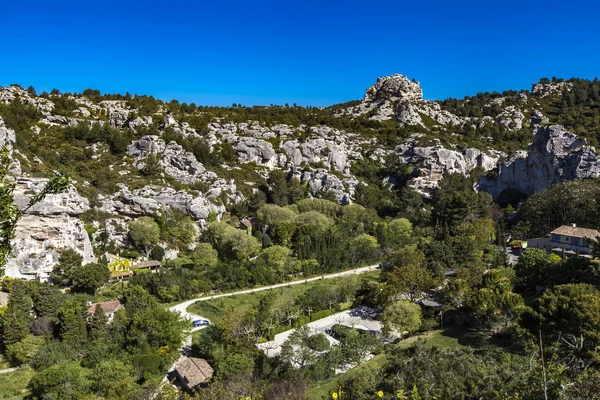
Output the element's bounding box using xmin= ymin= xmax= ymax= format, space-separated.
xmin=0 ymin=367 xmax=34 ymax=400
xmin=187 ymin=270 xmax=380 ymax=325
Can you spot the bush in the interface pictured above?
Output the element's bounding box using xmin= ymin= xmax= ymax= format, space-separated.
xmin=329 ymin=324 xmax=352 ymax=340
xmin=150 ymin=246 xmax=165 ymax=261
xmin=306 ymin=333 xmax=330 ymax=352
xmin=6 ymin=335 xmax=45 ymax=365
xmin=310 ymin=309 xmax=334 ymax=321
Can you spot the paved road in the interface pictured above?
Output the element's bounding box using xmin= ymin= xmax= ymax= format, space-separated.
xmin=163 ymin=264 xmax=380 ymax=384
xmin=169 ymin=263 xmax=380 ymax=329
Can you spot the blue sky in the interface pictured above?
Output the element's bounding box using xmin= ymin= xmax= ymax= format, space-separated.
xmin=1 ymin=0 xmax=599 ymax=106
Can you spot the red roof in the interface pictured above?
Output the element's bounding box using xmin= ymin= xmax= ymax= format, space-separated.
xmin=88 ymin=299 xmax=122 ymax=315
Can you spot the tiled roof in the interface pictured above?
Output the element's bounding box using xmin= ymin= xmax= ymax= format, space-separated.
xmin=88 ymin=299 xmax=122 ymax=315
xmin=176 ymin=357 xmax=214 ymax=388
xmin=551 ymin=225 xmax=600 ymax=239
xmin=131 ymin=261 xmax=161 ymax=269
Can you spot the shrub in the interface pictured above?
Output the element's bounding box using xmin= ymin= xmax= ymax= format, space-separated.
xmin=306 ymin=333 xmax=330 ymax=352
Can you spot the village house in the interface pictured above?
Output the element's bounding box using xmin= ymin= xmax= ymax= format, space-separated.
xmin=174 ymin=357 xmax=214 ymax=391
xmin=131 ymin=260 xmax=161 ymax=272
xmin=527 ymin=224 xmax=600 ymax=257
xmin=87 ymin=299 xmax=122 ymax=322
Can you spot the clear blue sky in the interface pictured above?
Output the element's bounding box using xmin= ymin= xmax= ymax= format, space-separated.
xmin=2 ymin=0 xmax=599 ymax=106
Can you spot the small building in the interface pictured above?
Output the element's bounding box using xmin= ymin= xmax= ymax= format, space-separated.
xmin=110 ymin=271 xmax=133 ymax=281
xmin=87 ymin=299 xmax=122 ymax=322
xmin=550 ymin=224 xmax=600 ymax=256
xmin=131 ymin=260 xmax=161 ymax=272
xmin=175 ymin=357 xmax=214 ymax=391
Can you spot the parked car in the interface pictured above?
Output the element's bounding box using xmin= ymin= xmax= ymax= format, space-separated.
xmin=192 ymin=319 xmax=210 ymax=327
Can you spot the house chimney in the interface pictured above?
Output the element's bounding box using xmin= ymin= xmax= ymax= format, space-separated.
xmin=572 ymin=223 xmax=577 ymax=228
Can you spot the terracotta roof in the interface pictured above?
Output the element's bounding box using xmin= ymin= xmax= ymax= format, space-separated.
xmin=88 ymin=299 xmax=122 ymax=315
xmin=176 ymin=357 xmax=214 ymax=388
xmin=131 ymin=261 xmax=161 ymax=269
xmin=551 ymin=225 xmax=600 ymax=239
xmin=240 ymin=218 xmax=253 ymax=228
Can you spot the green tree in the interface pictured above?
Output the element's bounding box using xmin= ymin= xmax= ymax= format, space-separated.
xmin=384 ymin=251 xmax=434 ymax=303
xmin=59 ymin=300 xmax=88 ymax=347
xmin=515 ymin=248 xmax=557 ymax=287
xmin=91 ymin=359 xmax=138 ymax=399
xmin=71 ymin=262 xmax=110 ymax=294
xmin=88 ymin=304 xmax=108 ymax=341
xmin=349 ymin=234 xmax=379 ymax=263
xmin=34 ymin=283 xmax=60 ymax=319
xmin=50 ymin=248 xmax=83 ymax=287
xmin=380 ymin=300 xmax=422 ymax=336
xmin=29 ymin=362 xmax=89 ymax=400
xmin=526 ymin=283 xmax=600 ymax=356
xmin=384 ymin=218 xmax=413 ymax=249
xmin=256 ymin=203 xmax=297 ymax=230
xmin=191 ymin=242 xmax=219 ymax=272
xmin=5 ymin=334 xmax=45 ymax=365
xmin=3 ymin=280 xmax=33 ymax=344
xmin=280 ymin=326 xmax=317 ymax=368
xmin=129 ymin=216 xmax=160 ymax=256
xmin=160 ymin=209 xmax=199 ymax=249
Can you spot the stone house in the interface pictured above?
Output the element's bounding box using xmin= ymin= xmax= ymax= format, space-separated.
xmin=87 ymin=299 xmax=122 ymax=322
xmin=174 ymin=357 xmax=214 ymax=391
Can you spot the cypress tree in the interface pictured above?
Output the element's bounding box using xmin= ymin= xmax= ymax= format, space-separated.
xmin=59 ymin=300 xmax=87 ymax=347
xmin=34 ymin=283 xmax=59 ymax=319
xmin=88 ymin=304 xmax=108 ymax=341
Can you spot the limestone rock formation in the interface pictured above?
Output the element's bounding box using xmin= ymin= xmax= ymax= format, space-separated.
xmin=127 ymin=136 xmax=217 ymax=184
xmin=5 ymin=178 xmax=94 ymax=280
xmin=477 ymin=125 xmax=600 ymax=199
xmin=293 ymin=168 xmax=356 ymax=204
xmin=99 ymin=184 xmax=227 ymax=223
xmin=394 ymin=139 xmax=504 ymax=196
xmin=363 ymin=74 xmax=423 ymax=102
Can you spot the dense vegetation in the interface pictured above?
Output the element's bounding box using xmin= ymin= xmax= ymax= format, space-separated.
xmin=2 ymin=78 xmax=600 ymax=399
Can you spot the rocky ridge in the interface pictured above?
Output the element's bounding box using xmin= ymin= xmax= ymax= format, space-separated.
xmin=1 ymin=75 xmax=598 ymax=278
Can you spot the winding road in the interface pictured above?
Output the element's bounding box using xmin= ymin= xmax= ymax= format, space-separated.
xmin=163 ymin=263 xmax=381 ymax=383
xmin=169 ymin=263 xmax=380 ymax=331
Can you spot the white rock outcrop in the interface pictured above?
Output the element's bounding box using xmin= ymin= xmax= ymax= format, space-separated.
xmin=5 ymin=178 xmax=94 ymax=279
xmin=394 ymin=139 xmax=504 ymax=196
xmin=477 ymin=125 xmax=600 ymax=199
xmin=127 ymin=136 xmax=217 ymax=184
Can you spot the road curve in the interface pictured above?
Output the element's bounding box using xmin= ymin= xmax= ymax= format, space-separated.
xmin=163 ymin=263 xmax=380 ymax=386
xmin=169 ymin=263 xmax=379 ymax=324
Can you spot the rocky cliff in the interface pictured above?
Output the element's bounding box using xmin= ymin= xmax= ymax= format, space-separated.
xmin=1 ymin=74 xmax=597 ymax=278
xmin=5 ymin=178 xmax=95 ymax=279
xmin=477 ymin=125 xmax=600 ymax=199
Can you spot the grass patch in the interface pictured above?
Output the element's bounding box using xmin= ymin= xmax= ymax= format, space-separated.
xmin=307 ymin=327 xmax=469 ymax=399
xmin=308 ymin=352 xmax=388 ymax=400
xmin=0 ymin=366 xmax=34 ymax=399
xmin=187 ymin=270 xmax=380 ymax=325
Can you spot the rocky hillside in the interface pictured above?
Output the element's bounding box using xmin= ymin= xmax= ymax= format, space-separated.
xmin=1 ymin=74 xmax=600 ymax=278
